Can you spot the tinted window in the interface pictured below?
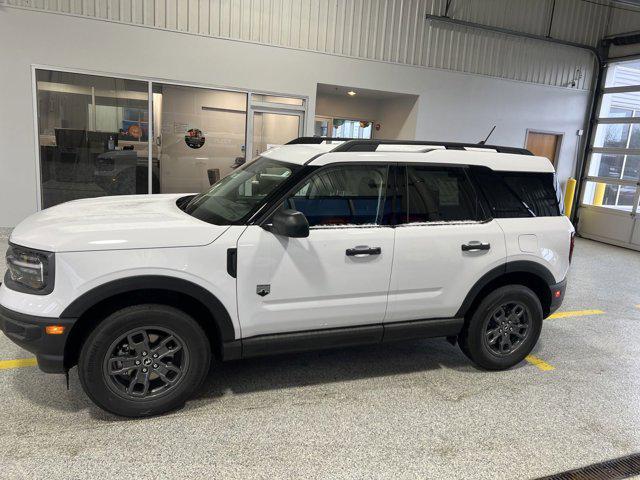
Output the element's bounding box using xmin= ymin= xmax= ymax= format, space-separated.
xmin=286 ymin=165 xmax=390 ymax=226
xmin=501 ymin=172 xmax=560 ymax=216
xmin=470 ymin=166 xmax=560 ymax=217
xmin=402 ymin=166 xmax=481 ymax=223
xmin=470 ymin=167 xmax=531 ymax=218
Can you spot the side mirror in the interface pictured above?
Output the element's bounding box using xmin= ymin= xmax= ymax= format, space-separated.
xmin=269 ymin=209 xmax=309 ymax=238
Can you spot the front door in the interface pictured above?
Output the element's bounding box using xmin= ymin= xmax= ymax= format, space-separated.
xmin=385 ymin=164 xmax=506 ymax=322
xmin=236 ymin=163 xmax=395 ymax=338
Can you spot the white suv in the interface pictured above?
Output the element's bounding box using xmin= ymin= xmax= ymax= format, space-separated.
xmin=0 ymin=138 xmax=574 ymax=417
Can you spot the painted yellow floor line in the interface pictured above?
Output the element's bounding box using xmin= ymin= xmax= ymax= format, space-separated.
xmin=0 ymin=358 xmax=37 ymax=370
xmin=548 ymin=309 xmax=605 ymax=319
xmin=525 ymin=354 xmax=555 ymax=371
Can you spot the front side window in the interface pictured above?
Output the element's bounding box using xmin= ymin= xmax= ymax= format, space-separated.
xmin=183 ymin=157 xmax=300 ymax=224
xmin=285 ymin=165 xmax=390 ymax=227
xmin=400 ymin=165 xmax=481 ymax=223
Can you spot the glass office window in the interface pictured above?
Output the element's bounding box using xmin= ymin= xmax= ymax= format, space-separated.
xmin=153 ymin=84 xmax=248 ymax=193
xmin=35 ymin=69 xmax=306 ymax=208
xmin=36 ymin=70 xmax=150 ymax=208
xmin=333 ymin=119 xmax=372 ymax=139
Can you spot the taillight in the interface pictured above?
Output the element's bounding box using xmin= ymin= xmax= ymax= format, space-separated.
xmin=569 ymin=232 xmax=575 ymax=263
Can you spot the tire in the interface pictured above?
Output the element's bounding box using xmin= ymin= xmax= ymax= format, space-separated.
xmin=458 ymin=285 xmax=543 ymax=370
xmin=78 ymin=304 xmax=211 ymax=417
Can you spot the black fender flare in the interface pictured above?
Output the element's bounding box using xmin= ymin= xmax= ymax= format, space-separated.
xmin=456 ymin=261 xmax=556 ymax=318
xmin=60 ymin=275 xmax=236 ymax=342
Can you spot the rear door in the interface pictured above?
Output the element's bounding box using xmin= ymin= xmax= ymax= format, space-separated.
xmin=236 ymin=163 xmax=396 ymax=338
xmin=385 ymin=164 xmax=506 ymax=322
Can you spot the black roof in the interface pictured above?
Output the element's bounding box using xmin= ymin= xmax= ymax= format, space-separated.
xmin=286 ymin=137 xmax=533 ymax=155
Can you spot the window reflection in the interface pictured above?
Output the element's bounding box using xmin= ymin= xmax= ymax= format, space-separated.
xmin=36 ymin=70 xmax=152 ymax=208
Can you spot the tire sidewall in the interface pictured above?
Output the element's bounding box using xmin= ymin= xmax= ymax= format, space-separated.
xmin=462 ymin=285 xmax=543 ymax=370
xmin=78 ymin=304 xmax=210 ymax=417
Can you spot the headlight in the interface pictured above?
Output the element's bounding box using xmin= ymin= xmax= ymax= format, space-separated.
xmin=4 ymin=244 xmax=55 ymax=294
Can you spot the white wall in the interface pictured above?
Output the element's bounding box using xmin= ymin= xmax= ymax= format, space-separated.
xmin=377 ymin=96 xmax=419 ymax=140
xmin=0 ymin=8 xmax=590 ymax=226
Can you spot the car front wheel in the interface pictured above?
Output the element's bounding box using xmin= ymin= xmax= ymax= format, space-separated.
xmin=458 ymin=285 xmax=543 ymax=370
xmin=78 ymin=304 xmax=211 ymax=417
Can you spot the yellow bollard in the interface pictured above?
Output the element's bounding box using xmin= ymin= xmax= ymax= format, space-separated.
xmin=564 ymin=178 xmax=577 ymax=217
xmin=593 ymin=182 xmax=606 ymax=206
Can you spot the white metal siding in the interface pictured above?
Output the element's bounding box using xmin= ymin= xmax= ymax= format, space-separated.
xmin=4 ymin=0 xmax=638 ymax=90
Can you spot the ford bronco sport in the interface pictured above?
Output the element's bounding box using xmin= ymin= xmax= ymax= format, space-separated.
xmin=0 ymin=138 xmax=574 ymax=417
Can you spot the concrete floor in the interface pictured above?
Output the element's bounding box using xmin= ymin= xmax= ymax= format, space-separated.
xmin=1 ymin=234 xmax=640 ymax=479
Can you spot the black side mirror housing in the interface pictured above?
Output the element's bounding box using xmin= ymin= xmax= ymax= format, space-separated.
xmin=269 ymin=209 xmax=309 ymax=238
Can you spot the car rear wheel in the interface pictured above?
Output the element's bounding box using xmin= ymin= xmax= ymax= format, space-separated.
xmin=78 ymin=304 xmax=211 ymax=417
xmin=458 ymin=285 xmax=543 ymax=370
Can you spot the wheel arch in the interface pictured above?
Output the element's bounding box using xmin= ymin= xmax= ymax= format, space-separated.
xmin=456 ymin=261 xmax=555 ymax=321
xmin=61 ymin=275 xmax=237 ymax=369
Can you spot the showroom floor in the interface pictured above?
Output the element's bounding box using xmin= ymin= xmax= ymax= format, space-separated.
xmin=1 ymin=234 xmax=639 ymax=479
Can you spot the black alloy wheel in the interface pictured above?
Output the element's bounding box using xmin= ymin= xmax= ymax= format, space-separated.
xmin=458 ymin=285 xmax=543 ymax=370
xmin=78 ymin=304 xmax=210 ymax=417
xmin=482 ymin=301 xmax=531 ymax=356
xmin=103 ymin=327 xmax=189 ymax=399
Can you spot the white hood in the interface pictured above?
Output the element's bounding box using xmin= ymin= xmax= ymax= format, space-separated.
xmin=10 ymin=194 xmax=229 ymax=252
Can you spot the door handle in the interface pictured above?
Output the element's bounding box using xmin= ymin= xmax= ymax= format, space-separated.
xmin=461 ymin=241 xmax=491 ymax=252
xmin=346 ymin=246 xmax=382 ymax=257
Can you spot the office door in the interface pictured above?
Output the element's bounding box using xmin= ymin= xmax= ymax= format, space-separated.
xmin=526 ymin=131 xmax=562 ymax=166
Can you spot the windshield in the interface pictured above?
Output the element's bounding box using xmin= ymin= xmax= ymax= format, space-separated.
xmin=182 ymin=157 xmax=301 ymax=225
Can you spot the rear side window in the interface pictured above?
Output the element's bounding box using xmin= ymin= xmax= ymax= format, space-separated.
xmin=470 ymin=166 xmax=560 ymax=217
xmin=400 ymin=165 xmax=483 ymax=223
xmin=501 ymin=172 xmax=560 ymax=216
xmin=286 ymin=164 xmax=391 ymax=227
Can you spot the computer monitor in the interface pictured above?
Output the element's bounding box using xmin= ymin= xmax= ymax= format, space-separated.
xmin=55 ymin=129 xmax=87 ymax=149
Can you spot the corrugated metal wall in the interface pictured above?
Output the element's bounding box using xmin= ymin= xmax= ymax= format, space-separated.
xmin=4 ymin=0 xmax=639 ymax=90
xmin=609 ymin=2 xmax=640 ymax=36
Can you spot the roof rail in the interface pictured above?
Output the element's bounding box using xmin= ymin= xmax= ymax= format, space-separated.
xmin=286 ymin=137 xmax=533 ymax=155
xmin=286 ymin=137 xmax=356 ymax=144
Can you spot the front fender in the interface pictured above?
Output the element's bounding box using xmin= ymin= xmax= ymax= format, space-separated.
xmin=60 ymin=274 xmax=235 ymax=342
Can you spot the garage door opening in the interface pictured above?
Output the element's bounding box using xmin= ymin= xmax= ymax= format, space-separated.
xmin=578 ymin=58 xmax=640 ymax=251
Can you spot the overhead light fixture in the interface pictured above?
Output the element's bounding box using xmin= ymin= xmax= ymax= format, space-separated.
xmin=347 ymin=90 xmax=357 ymax=96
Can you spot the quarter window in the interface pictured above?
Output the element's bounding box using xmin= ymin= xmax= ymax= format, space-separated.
xmin=402 ymin=166 xmax=481 ymax=223
xmin=286 ymin=165 xmax=390 ymax=227
xmin=470 ymin=166 xmax=561 ymax=217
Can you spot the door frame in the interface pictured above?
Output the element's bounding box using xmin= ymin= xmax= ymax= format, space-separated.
xmin=246 ymin=92 xmax=306 ymax=159
xmin=524 ymin=129 xmax=564 ymax=167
